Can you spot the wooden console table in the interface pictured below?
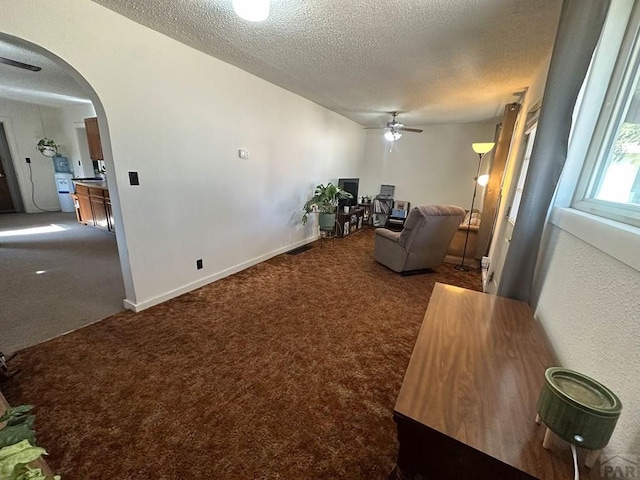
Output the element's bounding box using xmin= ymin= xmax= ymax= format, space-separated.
xmin=392 ymin=283 xmax=596 ymax=479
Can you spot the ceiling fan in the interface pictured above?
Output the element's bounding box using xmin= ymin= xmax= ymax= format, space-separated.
xmin=367 ymin=112 xmax=423 ymax=142
xmin=0 ymin=56 xmax=41 ymax=72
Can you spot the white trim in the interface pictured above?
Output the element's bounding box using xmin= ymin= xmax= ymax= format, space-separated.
xmin=573 ymin=197 xmax=640 ymax=227
xmin=572 ymin=1 xmax=640 ymax=224
xmin=0 ymin=117 xmax=24 ymax=183
xmin=549 ymin=207 xmax=640 ymax=272
xmin=123 ymin=234 xmax=320 ymax=312
xmin=556 ymin=0 xmax=635 ymax=208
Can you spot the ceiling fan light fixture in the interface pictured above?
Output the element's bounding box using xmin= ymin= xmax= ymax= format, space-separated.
xmin=384 ymin=130 xmax=402 ymax=142
xmin=233 ymin=0 xmax=270 ymax=22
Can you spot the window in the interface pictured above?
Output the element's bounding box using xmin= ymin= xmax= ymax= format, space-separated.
xmin=509 ymin=124 xmax=537 ymax=224
xmin=574 ymin=5 xmax=640 ymax=228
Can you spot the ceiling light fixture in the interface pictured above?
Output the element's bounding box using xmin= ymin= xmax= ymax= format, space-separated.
xmin=384 ymin=130 xmax=402 ymax=142
xmin=233 ymin=0 xmax=270 ymax=22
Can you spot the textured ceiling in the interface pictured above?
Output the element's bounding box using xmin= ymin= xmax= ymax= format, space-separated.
xmin=92 ymin=0 xmax=562 ymax=126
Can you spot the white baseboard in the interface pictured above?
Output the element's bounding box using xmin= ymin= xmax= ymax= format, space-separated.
xmin=24 ymin=206 xmax=61 ymax=213
xmin=122 ymin=234 xmax=319 ymax=312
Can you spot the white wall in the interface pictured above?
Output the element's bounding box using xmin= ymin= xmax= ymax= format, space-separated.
xmin=0 ymin=99 xmax=70 ymax=212
xmin=532 ymin=1 xmax=640 ymax=455
xmin=361 ymin=122 xmax=496 ymax=208
xmin=0 ymin=99 xmax=95 ymax=212
xmin=535 ymin=221 xmax=640 ymax=454
xmin=60 ymin=104 xmax=97 ymax=178
xmin=1 ymin=0 xmax=365 ymax=309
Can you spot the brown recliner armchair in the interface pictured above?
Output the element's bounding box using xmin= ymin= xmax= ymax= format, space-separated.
xmin=374 ymin=205 xmax=466 ymax=273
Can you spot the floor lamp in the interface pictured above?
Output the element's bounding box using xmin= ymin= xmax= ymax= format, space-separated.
xmin=455 ymin=142 xmax=495 ymax=271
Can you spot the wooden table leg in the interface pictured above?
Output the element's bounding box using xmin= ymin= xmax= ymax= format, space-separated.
xmin=585 ymin=449 xmax=601 ymax=469
xmin=542 ymin=427 xmax=556 ymax=450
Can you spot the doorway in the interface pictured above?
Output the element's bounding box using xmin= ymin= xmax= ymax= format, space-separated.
xmin=0 ymin=122 xmax=23 ymax=213
xmin=0 ymin=33 xmax=132 ymax=354
xmin=74 ymin=125 xmax=94 ymax=178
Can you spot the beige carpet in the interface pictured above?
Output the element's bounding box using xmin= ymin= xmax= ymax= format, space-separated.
xmin=2 ymin=228 xmax=481 ymax=479
xmin=0 ymin=212 xmax=125 ymax=353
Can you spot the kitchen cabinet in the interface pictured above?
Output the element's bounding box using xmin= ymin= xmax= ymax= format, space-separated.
xmin=105 ymin=191 xmax=115 ymax=233
xmin=84 ymin=117 xmax=104 ymax=160
xmin=74 ymin=182 xmax=114 ymax=233
xmin=75 ymin=185 xmax=94 ymax=226
xmin=90 ymin=187 xmax=109 ymax=230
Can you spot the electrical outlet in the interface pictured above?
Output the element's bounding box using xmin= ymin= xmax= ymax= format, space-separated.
xmin=25 ymin=158 xmax=31 ymax=164
xmin=238 ymin=149 xmax=249 ymax=159
xmin=196 ymin=259 xmax=203 ymax=270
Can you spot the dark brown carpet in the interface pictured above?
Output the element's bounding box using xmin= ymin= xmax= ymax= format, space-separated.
xmin=2 ymin=229 xmax=481 ymax=479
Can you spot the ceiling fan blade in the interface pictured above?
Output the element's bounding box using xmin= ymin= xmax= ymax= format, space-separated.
xmin=364 ymin=126 xmax=387 ymax=130
xmin=0 ymin=57 xmax=41 ymax=72
xmin=400 ymin=127 xmax=423 ymax=133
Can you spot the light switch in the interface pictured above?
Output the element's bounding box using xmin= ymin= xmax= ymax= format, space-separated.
xmin=238 ymin=149 xmax=249 ymax=159
xmin=128 ymin=171 xmax=139 ymax=186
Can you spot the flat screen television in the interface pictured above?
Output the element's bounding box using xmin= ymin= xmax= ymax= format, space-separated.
xmin=338 ymin=178 xmax=359 ymax=208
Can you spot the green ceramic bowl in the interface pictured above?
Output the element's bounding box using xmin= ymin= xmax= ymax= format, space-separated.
xmin=537 ymin=367 xmax=622 ymax=450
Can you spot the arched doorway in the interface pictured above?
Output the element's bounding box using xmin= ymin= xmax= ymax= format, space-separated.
xmin=0 ymin=33 xmax=133 ymax=353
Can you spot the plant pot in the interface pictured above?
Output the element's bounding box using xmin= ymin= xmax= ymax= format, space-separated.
xmin=318 ymin=212 xmax=336 ymax=230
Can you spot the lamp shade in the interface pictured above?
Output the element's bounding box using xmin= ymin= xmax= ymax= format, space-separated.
xmin=233 ymin=0 xmax=270 ymax=21
xmin=472 ymin=142 xmax=495 ymax=155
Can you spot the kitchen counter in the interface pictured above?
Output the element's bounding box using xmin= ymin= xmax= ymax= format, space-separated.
xmin=72 ymin=179 xmax=108 ymax=190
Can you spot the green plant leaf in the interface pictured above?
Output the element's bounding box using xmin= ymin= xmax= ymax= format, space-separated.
xmin=0 ymin=440 xmax=46 ymax=479
xmin=0 ymin=406 xmax=34 ymax=424
xmin=9 ymin=464 xmax=59 ymax=480
xmin=7 ymin=415 xmax=35 ymax=429
xmin=0 ymin=423 xmax=36 ymax=449
xmin=302 ymin=182 xmax=353 ymax=224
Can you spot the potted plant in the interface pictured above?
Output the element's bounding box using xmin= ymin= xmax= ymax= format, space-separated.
xmin=302 ymin=183 xmax=353 ymax=229
xmin=36 ymin=138 xmax=58 ymax=158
